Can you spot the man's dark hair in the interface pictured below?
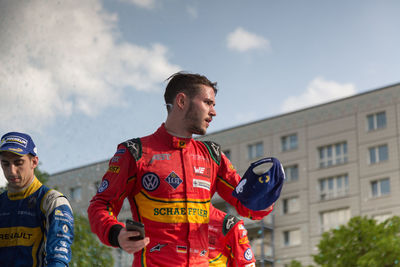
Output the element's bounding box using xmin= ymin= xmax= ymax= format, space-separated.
xmin=164 ymin=71 xmax=218 ymax=111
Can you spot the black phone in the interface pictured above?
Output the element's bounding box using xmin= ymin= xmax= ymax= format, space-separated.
xmin=125 ymin=219 xmax=145 ymax=241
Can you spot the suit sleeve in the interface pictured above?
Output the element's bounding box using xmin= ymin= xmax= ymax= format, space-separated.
xmin=225 ymin=220 xmax=256 ymax=267
xmin=87 ymin=144 xmax=137 ymax=247
xmin=216 ymin=153 xmax=273 ymax=220
xmin=42 ymin=190 xmax=74 ymax=267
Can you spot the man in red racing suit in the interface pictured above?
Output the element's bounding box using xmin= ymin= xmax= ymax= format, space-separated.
xmin=208 ymin=205 xmax=257 ymax=267
xmin=88 ymin=72 xmax=273 ymax=267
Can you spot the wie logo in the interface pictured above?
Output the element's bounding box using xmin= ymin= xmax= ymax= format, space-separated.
xmin=193 ymin=166 xmax=211 ymax=178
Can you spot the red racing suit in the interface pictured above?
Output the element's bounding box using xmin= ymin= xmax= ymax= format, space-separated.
xmin=208 ymin=205 xmax=256 ymax=267
xmin=88 ymin=124 xmax=270 ymax=267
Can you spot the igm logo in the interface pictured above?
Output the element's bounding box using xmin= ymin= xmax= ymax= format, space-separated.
xmin=165 ymin=172 xmax=182 ymax=190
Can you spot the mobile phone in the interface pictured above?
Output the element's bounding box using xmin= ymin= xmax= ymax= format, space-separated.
xmin=125 ymin=219 xmax=145 ymax=241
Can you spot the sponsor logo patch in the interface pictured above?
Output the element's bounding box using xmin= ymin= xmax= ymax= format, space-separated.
xmin=258 ymin=175 xmax=270 ymax=184
xmin=244 ymin=248 xmax=253 ymax=261
xmin=193 ymin=179 xmax=210 ymax=191
xmin=235 ymin=179 xmax=247 ymax=194
xmin=239 ymin=236 xmax=249 ymax=244
xmin=108 ymin=165 xmax=120 ymax=174
xmin=165 ymin=172 xmax=182 ymax=190
xmin=125 ymin=140 xmax=140 ymax=154
xmin=142 ymin=173 xmax=160 ymax=191
xmin=111 ymin=156 xmax=120 ymax=163
xmin=150 ymin=243 xmax=167 ymax=252
xmin=176 ymin=245 xmax=187 ymax=253
xmin=98 ymin=180 xmax=109 ymax=193
xmin=115 ymin=148 xmax=126 ymax=154
xmin=211 ymin=142 xmax=220 ymax=157
xmin=226 ymin=217 xmax=236 ymax=230
xmin=3 ymin=136 xmax=28 ymax=147
xmin=190 ymin=154 xmax=209 ymax=161
xmin=149 ymin=153 xmax=171 ymax=164
xmin=193 ymin=166 xmax=211 ymax=178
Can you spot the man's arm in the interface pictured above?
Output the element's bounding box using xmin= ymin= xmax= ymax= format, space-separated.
xmin=225 ymin=220 xmax=256 ymax=267
xmin=87 ymin=144 xmax=137 ymax=246
xmin=42 ymin=190 xmax=74 ymax=267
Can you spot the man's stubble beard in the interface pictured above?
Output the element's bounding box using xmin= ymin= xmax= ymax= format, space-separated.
xmin=184 ymin=101 xmax=206 ymax=136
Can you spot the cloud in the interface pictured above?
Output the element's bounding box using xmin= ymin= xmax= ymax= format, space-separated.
xmin=186 ymin=6 xmax=198 ymax=19
xmin=0 ymin=0 xmax=180 ymax=133
xmin=281 ymin=77 xmax=357 ymax=113
xmin=118 ymin=0 xmax=156 ymax=9
xmin=227 ymin=27 xmax=270 ymax=52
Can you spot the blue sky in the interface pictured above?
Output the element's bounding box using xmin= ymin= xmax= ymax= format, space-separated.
xmin=1 ymin=0 xmax=400 ymax=186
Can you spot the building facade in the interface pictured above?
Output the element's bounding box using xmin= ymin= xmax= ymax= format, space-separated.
xmin=48 ymin=82 xmax=400 ymax=266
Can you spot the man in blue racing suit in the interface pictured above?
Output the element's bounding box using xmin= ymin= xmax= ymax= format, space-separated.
xmin=0 ymin=132 xmax=74 ymax=267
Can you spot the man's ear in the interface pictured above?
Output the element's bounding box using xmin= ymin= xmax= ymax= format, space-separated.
xmin=175 ymin=92 xmax=187 ymax=110
xmin=31 ymin=156 xmax=39 ymax=169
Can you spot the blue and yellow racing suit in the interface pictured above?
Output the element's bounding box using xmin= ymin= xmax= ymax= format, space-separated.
xmin=0 ymin=177 xmax=74 ymax=267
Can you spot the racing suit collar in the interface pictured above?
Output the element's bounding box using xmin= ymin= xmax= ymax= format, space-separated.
xmin=157 ymin=124 xmax=193 ymax=149
xmin=8 ymin=176 xmax=42 ymax=200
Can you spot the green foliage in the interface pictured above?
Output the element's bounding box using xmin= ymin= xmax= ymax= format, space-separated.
xmin=314 ymin=216 xmax=400 ymax=267
xmin=287 ymin=260 xmax=314 ymax=267
xmin=34 ymin=162 xmax=49 ymax=184
xmin=70 ymin=214 xmax=114 ymax=267
xmin=287 ymin=260 xmax=306 ymax=267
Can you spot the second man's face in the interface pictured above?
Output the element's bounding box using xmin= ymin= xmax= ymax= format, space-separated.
xmin=184 ymin=85 xmax=217 ymax=135
xmin=0 ymin=151 xmax=38 ymax=191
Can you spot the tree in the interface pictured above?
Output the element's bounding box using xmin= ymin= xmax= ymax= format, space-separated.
xmin=314 ymin=216 xmax=400 ymax=267
xmin=70 ymin=214 xmax=114 ymax=267
xmin=34 ymin=162 xmax=49 ymax=184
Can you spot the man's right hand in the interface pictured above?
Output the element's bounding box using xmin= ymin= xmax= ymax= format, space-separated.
xmin=118 ymin=228 xmax=150 ymax=254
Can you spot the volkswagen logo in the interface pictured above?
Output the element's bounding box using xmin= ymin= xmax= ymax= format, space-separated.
xmin=142 ymin=172 xmax=160 ymax=191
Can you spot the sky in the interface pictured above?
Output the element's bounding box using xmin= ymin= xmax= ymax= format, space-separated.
xmin=1 ymin=0 xmax=400 ymax=186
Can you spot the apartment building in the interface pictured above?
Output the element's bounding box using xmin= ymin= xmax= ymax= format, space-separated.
xmin=48 ymin=82 xmax=400 ymax=266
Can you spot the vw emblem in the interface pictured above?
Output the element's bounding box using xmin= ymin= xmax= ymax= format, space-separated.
xmin=142 ymin=172 xmax=160 ymax=191
xmin=244 ymin=248 xmax=253 ymax=261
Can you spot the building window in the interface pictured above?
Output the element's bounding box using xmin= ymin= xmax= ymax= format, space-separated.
xmin=369 ymin=144 xmax=388 ymax=164
xmin=281 ymin=134 xmax=298 ymax=152
xmin=319 ymin=174 xmax=349 ymax=201
xmin=318 ymin=142 xmax=348 ymax=168
xmin=283 ymin=196 xmax=300 ymax=214
xmin=250 ymin=238 xmax=272 ymax=259
xmin=373 ymin=213 xmax=391 ymax=224
xmin=284 ymin=164 xmax=299 ymax=182
xmin=248 ymin=142 xmax=263 ymax=160
xmin=367 ymin=111 xmax=386 ymax=131
xmin=371 ymin=178 xmax=390 ymax=198
xmin=223 ymin=150 xmax=231 ymax=160
xmin=320 ymin=208 xmax=350 ymax=232
xmin=70 ymin=186 xmax=82 ymax=202
xmin=283 ymin=229 xmax=301 ymax=247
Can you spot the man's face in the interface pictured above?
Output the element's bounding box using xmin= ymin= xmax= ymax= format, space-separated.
xmin=184 ymin=85 xmax=217 ymax=135
xmin=0 ymin=151 xmax=38 ymax=191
